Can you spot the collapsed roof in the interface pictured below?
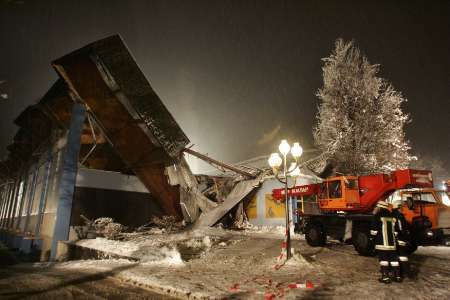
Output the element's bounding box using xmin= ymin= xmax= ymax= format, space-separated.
xmin=51 ymin=35 xmax=190 ymax=216
xmin=3 ymin=35 xmax=191 ymax=217
xmin=2 ymin=34 xmax=325 ymax=226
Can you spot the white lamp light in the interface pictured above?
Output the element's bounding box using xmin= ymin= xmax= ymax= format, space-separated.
xmin=268 ymin=153 xmax=282 ymax=168
xmin=279 ymin=139 xmax=290 ymax=156
xmin=291 ymin=142 xmax=303 ymax=158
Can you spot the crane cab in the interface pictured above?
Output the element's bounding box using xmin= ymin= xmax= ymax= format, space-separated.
xmin=317 ymin=176 xmax=361 ymax=210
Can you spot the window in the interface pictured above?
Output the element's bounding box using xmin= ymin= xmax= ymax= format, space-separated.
xmin=319 ymin=183 xmax=328 ymax=199
xmin=345 ymin=179 xmax=358 ymax=189
xmin=329 ymin=180 xmax=342 ymax=199
xmin=402 ymin=192 xmax=436 ymax=203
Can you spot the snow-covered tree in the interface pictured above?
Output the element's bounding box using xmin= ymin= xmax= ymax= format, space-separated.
xmin=313 ymin=39 xmax=414 ymax=175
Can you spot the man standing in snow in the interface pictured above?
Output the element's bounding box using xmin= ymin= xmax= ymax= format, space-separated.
xmin=392 ymin=200 xmax=410 ymax=278
xmin=371 ymin=201 xmax=401 ymax=283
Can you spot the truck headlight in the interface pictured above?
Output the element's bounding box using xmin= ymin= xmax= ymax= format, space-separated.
xmin=426 ymin=231 xmax=434 ymax=237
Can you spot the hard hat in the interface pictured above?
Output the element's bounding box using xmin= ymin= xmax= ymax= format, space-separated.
xmin=376 ymin=201 xmax=389 ymax=209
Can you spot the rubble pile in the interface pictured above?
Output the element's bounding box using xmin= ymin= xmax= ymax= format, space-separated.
xmin=149 ymin=216 xmax=184 ymax=232
xmin=74 ymin=216 xmax=127 ymax=240
xmin=93 ymin=218 xmax=128 ymax=240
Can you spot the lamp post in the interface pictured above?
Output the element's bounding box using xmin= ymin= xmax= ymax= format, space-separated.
xmin=268 ymin=140 xmax=303 ymax=259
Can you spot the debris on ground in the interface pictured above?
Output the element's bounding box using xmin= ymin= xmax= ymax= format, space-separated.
xmin=93 ymin=217 xmax=127 ymax=240
xmin=69 ymin=232 xmax=450 ymax=300
xmin=74 ymin=215 xmax=127 ymax=240
xmin=147 ymin=216 xmax=185 ymax=233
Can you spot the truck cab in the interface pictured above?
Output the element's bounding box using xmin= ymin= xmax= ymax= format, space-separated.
xmin=387 ymin=188 xmax=445 ymax=246
xmin=317 ymin=176 xmax=360 ymax=210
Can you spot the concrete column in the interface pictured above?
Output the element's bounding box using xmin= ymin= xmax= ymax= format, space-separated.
xmin=22 ymin=166 xmax=39 ymax=233
xmin=3 ymin=182 xmax=16 ymax=228
xmin=12 ymin=177 xmax=22 ymax=229
xmin=0 ymin=184 xmax=9 ymax=227
xmin=50 ymin=103 xmax=85 ymax=260
xmin=14 ymin=171 xmax=28 ymax=230
xmin=34 ymin=151 xmax=53 ymax=237
xmin=7 ymin=178 xmax=23 ymax=229
xmin=0 ymin=185 xmax=7 ymax=220
xmin=1 ymin=183 xmax=10 ymax=227
xmin=2 ymin=184 xmax=13 ymax=227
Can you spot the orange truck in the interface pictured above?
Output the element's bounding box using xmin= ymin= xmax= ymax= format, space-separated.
xmin=273 ymin=169 xmax=447 ymax=255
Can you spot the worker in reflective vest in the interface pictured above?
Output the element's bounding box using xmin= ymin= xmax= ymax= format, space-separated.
xmin=371 ymin=201 xmax=401 ymax=283
xmin=392 ymin=200 xmax=410 ymax=278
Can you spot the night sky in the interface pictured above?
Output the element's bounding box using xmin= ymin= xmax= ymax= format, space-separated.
xmin=0 ymin=0 xmax=449 ymax=173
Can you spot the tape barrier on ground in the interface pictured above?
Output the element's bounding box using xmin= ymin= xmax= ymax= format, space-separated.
xmin=229 ymin=277 xmax=314 ymax=298
xmin=229 ymin=222 xmax=314 ymax=298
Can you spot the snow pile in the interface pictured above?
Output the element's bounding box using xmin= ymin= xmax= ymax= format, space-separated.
xmin=415 ymin=246 xmax=450 ymax=258
xmin=285 ymin=252 xmax=314 ymax=269
xmin=242 ymin=224 xmax=287 ymax=235
xmin=75 ymin=233 xmax=218 ymax=265
xmin=53 ymin=259 xmax=134 ymax=271
xmin=76 ymin=238 xmax=139 ymax=257
xmin=202 ymin=236 xmax=212 ymax=248
xmin=183 ymin=235 xmax=212 ymax=249
xmin=140 ymin=246 xmax=184 ymax=266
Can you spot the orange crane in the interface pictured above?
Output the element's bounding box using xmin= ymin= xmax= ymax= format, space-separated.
xmin=273 ymin=169 xmax=445 ymax=255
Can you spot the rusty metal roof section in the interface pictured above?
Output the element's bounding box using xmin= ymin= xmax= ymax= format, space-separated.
xmin=52 ymin=35 xmax=190 ymax=216
xmin=52 ymin=35 xmax=189 ymax=159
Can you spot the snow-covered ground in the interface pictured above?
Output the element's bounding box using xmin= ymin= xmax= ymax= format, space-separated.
xmin=41 ymin=228 xmax=450 ymax=299
xmin=415 ymin=245 xmax=450 ymax=257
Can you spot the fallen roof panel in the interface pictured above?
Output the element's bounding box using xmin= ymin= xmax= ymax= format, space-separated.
xmin=52 ymin=35 xmax=190 ymax=216
xmin=195 ymin=176 xmax=263 ymax=227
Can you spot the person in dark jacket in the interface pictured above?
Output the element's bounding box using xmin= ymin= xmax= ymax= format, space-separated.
xmin=392 ymin=200 xmax=410 ymax=278
xmin=371 ymin=201 xmax=401 ymax=283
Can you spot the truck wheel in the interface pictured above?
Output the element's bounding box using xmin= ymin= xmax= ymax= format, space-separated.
xmin=305 ymin=224 xmax=326 ymax=247
xmin=352 ymin=230 xmax=375 ymax=256
xmin=406 ymin=243 xmax=418 ymax=255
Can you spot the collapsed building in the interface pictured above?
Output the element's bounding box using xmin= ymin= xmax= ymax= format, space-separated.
xmin=0 ymin=35 xmax=322 ymax=261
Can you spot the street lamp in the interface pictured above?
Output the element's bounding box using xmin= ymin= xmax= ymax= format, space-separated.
xmin=268 ymin=140 xmax=303 ymax=259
